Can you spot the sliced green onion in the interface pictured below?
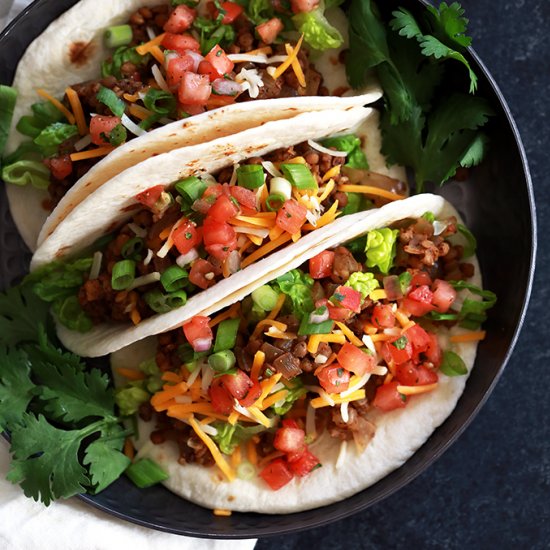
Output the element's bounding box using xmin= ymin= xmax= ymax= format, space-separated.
xmin=251 ymin=285 xmax=280 ymax=311
xmin=0 ymin=85 xmax=17 ymax=155
xmin=16 ymin=116 xmax=44 ymax=138
xmin=31 ymin=100 xmax=64 ymax=126
xmin=104 ymin=24 xmax=133 ymax=48
xmin=269 ymin=176 xmax=292 ymax=200
xmin=96 ymin=86 xmax=126 ymax=117
xmin=144 ymin=289 xmax=172 ymax=314
xmin=208 ymin=349 xmax=236 ymax=373
xmin=125 ymin=458 xmax=169 ymax=488
xmin=280 ymin=163 xmax=317 ymax=190
xmin=237 ymin=164 xmax=264 ymax=189
xmin=298 ymin=315 xmax=334 ymax=336
xmin=175 ymin=176 xmax=207 ymax=203
xmin=236 ymin=461 xmax=256 ymax=480
xmin=107 ymin=123 xmax=127 ymax=146
xmin=139 ymin=112 xmax=163 ymax=130
xmin=111 ymin=259 xmax=136 ymax=290
xmin=265 ymin=192 xmax=285 ymax=211
xmin=213 ymin=318 xmax=240 ymax=352
xmin=160 ymin=265 xmax=188 ymax=292
xmin=121 ymin=237 xmax=144 ymax=260
xmin=143 ymin=88 xmax=176 ymax=115
xmin=165 ymin=290 xmax=188 ymax=309
xmin=1 ymin=160 xmax=50 ymax=189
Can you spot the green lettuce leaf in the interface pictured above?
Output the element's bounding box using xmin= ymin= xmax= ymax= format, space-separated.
xmin=344 ymin=272 xmax=380 ymax=299
xmin=293 ymin=8 xmax=344 ymax=51
xmin=365 ymin=228 xmax=399 ymax=274
xmin=211 ymin=422 xmax=266 ymax=455
xmin=273 ymin=269 xmax=314 ymax=319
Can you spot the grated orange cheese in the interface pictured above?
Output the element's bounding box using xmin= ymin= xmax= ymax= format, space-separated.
xmin=285 ymin=43 xmax=306 ymax=87
xmin=291 ymin=231 xmax=301 ymax=243
xmin=248 ymin=233 xmax=264 ymax=246
xmin=230 ymin=445 xmax=242 ymax=467
xmin=248 ymin=46 xmax=273 ymax=56
xmin=370 ymin=333 xmax=394 ymax=342
xmin=213 ymin=509 xmax=232 ymax=517
xmin=302 ymin=200 xmax=340 ymax=231
xmin=370 ymin=289 xmax=387 ymax=301
xmin=252 ymin=319 xmax=287 ymax=338
xmin=228 ymin=410 xmax=240 ymax=426
xmin=253 ymin=373 xmax=283 ymax=408
xmin=269 ymin=224 xmax=285 ymax=241
xmin=267 ymin=293 xmax=286 ymax=320
xmin=234 ymin=214 xmax=276 ymax=226
xmin=209 ymin=303 xmax=240 ymax=328
xmin=395 ymin=309 xmax=410 ymax=327
xmin=397 ymin=383 xmax=438 ymax=395
xmin=70 ymin=146 xmax=114 ymax=161
xmin=250 ymin=351 xmax=266 ymax=381
xmin=123 ymin=438 xmax=135 ymax=460
xmin=149 ymin=45 xmax=165 ymax=64
xmin=260 ymin=389 xmax=288 ymax=410
xmin=310 ymin=389 xmax=366 ymax=408
xmin=161 ymin=371 xmax=182 ymax=383
xmin=248 ymin=406 xmax=275 ymax=428
xmin=450 ymin=331 xmax=486 ymax=343
xmin=129 ymin=104 xmax=154 ymax=120
xmin=136 ymin=32 xmax=166 ymax=55
xmin=151 ymin=381 xmax=189 ymax=410
xmin=318 ymin=178 xmax=336 ymax=202
xmin=401 ymin=320 xmax=416 ymax=333
xmin=337 ymin=184 xmax=405 ymax=201
xmin=116 ymin=367 xmax=145 ymax=381
xmin=272 ymin=34 xmax=304 ymax=80
xmin=130 ymin=308 xmax=141 ymax=325
xmin=307 ymin=333 xmax=346 ymax=354
xmin=65 ymin=87 xmax=87 ymax=135
xmin=37 ymin=88 xmax=75 ymax=124
xmin=247 ymin=439 xmax=258 ymax=466
xmin=322 ymin=165 xmax=341 ymax=183
xmin=334 ymin=321 xmax=364 ymax=347
xmin=241 ymin=232 xmax=292 ymax=268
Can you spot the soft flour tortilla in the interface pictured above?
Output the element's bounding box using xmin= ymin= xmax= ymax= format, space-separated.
xmin=110 ymin=197 xmax=482 ymax=513
xmin=4 ymin=0 xmax=381 ymax=251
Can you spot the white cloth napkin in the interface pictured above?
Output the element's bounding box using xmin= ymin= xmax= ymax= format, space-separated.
xmin=0 ymin=3 xmax=257 ymax=548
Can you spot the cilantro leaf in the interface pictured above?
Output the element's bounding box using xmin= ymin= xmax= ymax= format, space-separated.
xmin=7 ymin=414 xmax=91 ymax=505
xmin=425 ymin=1 xmax=472 ymax=49
xmin=83 ymin=423 xmax=131 ymax=493
xmin=0 ymin=348 xmax=35 ymax=431
xmin=460 ymin=133 xmax=489 ymax=168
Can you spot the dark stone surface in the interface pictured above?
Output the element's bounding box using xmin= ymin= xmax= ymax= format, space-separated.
xmin=257 ymin=1 xmax=549 ymax=548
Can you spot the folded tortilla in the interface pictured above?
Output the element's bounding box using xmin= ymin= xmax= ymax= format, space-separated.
xmin=4 ymin=0 xmax=381 ymax=251
xmin=110 ymin=194 xmax=481 ymax=513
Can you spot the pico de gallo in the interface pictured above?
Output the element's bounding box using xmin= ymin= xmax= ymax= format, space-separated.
xmin=1 ymin=0 xmax=349 ymax=211
xmin=28 ymin=137 xmax=408 ymax=333
xmin=114 ymin=211 xmax=496 ymax=490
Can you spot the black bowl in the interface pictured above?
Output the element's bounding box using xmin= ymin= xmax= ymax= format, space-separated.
xmin=0 ymin=0 xmax=536 ymax=539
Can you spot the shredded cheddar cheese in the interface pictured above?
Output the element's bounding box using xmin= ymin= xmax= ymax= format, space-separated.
xmin=267 ymin=293 xmax=286 ymax=320
xmin=209 ymin=303 xmax=240 ymax=328
xmin=241 ymin=232 xmax=292 ymax=268
xmin=307 ymin=333 xmax=346 ymax=354
xmin=70 ymin=146 xmax=114 ymax=161
xmin=136 ymin=32 xmax=166 ymax=55
xmin=302 ymin=200 xmax=340 ymax=231
xmin=129 ymin=104 xmax=154 ymax=120
xmin=450 ymin=331 xmax=486 ymax=343
xmin=370 ymin=289 xmax=388 ymax=301
xmin=65 ymin=87 xmax=87 ymax=135
xmin=272 ymin=34 xmax=304 ymax=80
xmin=213 ymin=509 xmax=232 ymax=517
xmin=397 ymin=383 xmax=438 ymax=395
xmin=337 ymin=184 xmax=405 ymax=202
xmin=334 ymin=321 xmax=364 ymax=347
xmin=310 ymin=389 xmax=366 ymax=408
xmin=116 ymin=367 xmax=145 ymax=381
xmin=322 ymin=165 xmax=341 ymax=183
xmin=250 ymin=350 xmax=266 ymax=382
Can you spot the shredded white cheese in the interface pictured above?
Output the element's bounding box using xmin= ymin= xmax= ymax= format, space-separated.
xmin=151 ymin=64 xmax=170 ymax=92
xmin=236 ymin=68 xmax=264 ymax=99
xmin=127 ymin=272 xmax=161 ymax=290
xmin=74 ymin=134 xmax=92 ymax=151
xmin=201 ymin=365 xmax=215 ymax=394
xmin=233 ymin=226 xmax=270 ymax=238
xmin=128 ymin=223 xmax=147 ymax=238
xmin=307 ymin=139 xmax=348 ymax=157
xmin=143 ymin=248 xmax=154 ymax=266
xmin=227 ymin=53 xmax=268 ymax=64
xmin=88 ymin=251 xmax=103 ymax=280
xmin=186 ymin=365 xmax=201 ymax=386
xmin=340 ymin=402 xmax=349 ymax=423
xmin=121 ymin=113 xmax=147 ymax=137
xmin=200 ymin=423 xmax=219 ymax=437
xmin=335 ymin=441 xmax=347 ymax=469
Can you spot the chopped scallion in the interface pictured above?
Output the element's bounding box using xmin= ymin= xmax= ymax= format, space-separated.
xmin=16 ymin=116 xmax=42 ymax=138
xmin=251 ymin=285 xmax=279 ymax=311
xmin=160 ymin=265 xmax=188 ymax=293
xmin=104 ymin=24 xmax=133 ymax=48
xmin=165 ymin=290 xmax=188 ymax=309
xmin=175 ymin=176 xmax=207 ymax=203
xmin=265 ymin=193 xmax=285 ymax=212
xmin=125 ymin=458 xmax=169 ymax=488
xmin=208 ymin=349 xmax=236 ymax=373
xmin=237 ymin=164 xmax=264 ymax=189
xmin=111 ymin=260 xmax=136 ymax=290
xmin=213 ymin=318 xmax=240 ymax=352
xmin=96 ymin=86 xmax=126 ymax=117
xmin=298 ymin=315 xmax=334 ymax=336
xmin=121 ymin=237 xmax=144 ymax=260
xmin=143 ymin=88 xmax=176 ymax=116
xmin=280 ymin=163 xmax=317 ymax=190
xmin=144 ymin=289 xmax=172 ymax=313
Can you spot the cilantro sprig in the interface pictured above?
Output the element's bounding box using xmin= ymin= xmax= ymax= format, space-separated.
xmin=346 ymin=0 xmax=493 ymax=192
xmin=0 ymin=284 xmax=131 ymax=505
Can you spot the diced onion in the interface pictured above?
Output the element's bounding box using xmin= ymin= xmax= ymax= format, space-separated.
xmin=229 ymin=163 xmax=239 ymax=186
xmin=212 ymin=78 xmax=243 ymax=96
xmin=307 ymin=139 xmax=348 ymax=158
xmin=340 ymin=372 xmax=372 ymax=398
xmin=201 ymin=364 xmax=215 ymax=392
xmin=127 ymin=272 xmax=161 ymax=290
xmin=340 ymin=402 xmax=349 ymax=423
xmin=151 ymin=64 xmax=170 ymax=92
xmin=261 ymin=161 xmax=282 ymax=177
xmin=156 ymin=238 xmax=173 ymax=259
xmin=269 ymin=177 xmax=292 ymax=200
xmin=372 ymin=366 xmax=388 ymax=376
xmin=74 ymin=134 xmax=92 ymax=151
xmin=227 ymin=53 xmax=268 ymax=64
xmin=314 ymin=354 xmax=328 ymax=364
xmin=235 ymin=68 xmax=264 ymax=99
xmin=89 ymin=251 xmax=103 ymax=280
xmin=195 ymin=338 xmax=213 ymax=354
xmin=128 ymin=223 xmax=147 ymax=238
xmin=362 ymin=334 xmax=376 ymax=355
xmin=233 ymin=226 xmax=270 ymax=238
xmin=309 ymin=308 xmax=329 ymax=324
xmin=186 ymin=365 xmax=201 ymax=386
xmin=433 ymin=220 xmax=449 ymax=236
xmin=200 ymin=423 xmax=218 ymax=437
xmin=146 ymin=26 xmax=156 ymax=41
xmin=164 ymin=51 xmax=180 ymax=72
xmin=225 ymin=249 xmax=241 ymax=275
xmin=185 ymin=50 xmax=204 ymax=72
xmin=233 ymin=402 xmax=257 ymax=422
xmin=383 ymin=327 xmax=401 ymax=336
xmin=121 ymin=113 xmax=147 ymax=137
xmin=335 ymin=440 xmax=347 ymax=469
xmin=143 ymin=248 xmax=154 ymax=266
xmin=176 ymin=248 xmax=199 ymax=267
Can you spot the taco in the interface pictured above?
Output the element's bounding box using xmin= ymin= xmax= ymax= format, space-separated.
xmin=1 ymin=0 xmax=380 ymax=250
xmin=28 ymin=106 xmax=407 ymax=357
xmin=110 ymin=194 xmax=495 ymax=513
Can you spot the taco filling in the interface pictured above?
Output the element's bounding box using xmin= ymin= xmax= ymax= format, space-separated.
xmin=2 ymin=0 xmax=349 ymax=211
xmin=29 ymin=138 xmax=406 ymax=333
xmin=115 ymin=211 xmax=495 ymax=492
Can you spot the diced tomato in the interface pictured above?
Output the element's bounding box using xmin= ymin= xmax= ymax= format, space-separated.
xmin=425 ymin=333 xmax=442 ymax=368
xmin=282 ymin=419 xmax=300 ymax=430
xmin=209 ymin=378 xmax=234 ymax=414
xmin=395 ymin=361 xmax=438 ymax=386
xmin=179 ymin=103 xmax=206 ymax=117
xmin=410 ymin=271 xmax=432 ymax=288
xmin=89 ymin=115 xmax=121 ymax=145
xmin=317 ymin=364 xmax=350 ymax=394
xmin=372 ymin=304 xmax=396 ymax=329
xmin=337 ymin=343 xmax=375 ymax=376
xmin=221 ymin=369 xmax=253 ymax=399
xmin=197 ymin=60 xmax=219 ymax=82
xmin=259 ymin=458 xmax=293 ymax=490
xmin=172 ymin=220 xmax=202 ymax=255
xmin=204 ymin=45 xmax=234 ymax=78
xmin=274 ymin=426 xmax=305 ymax=454
xmin=178 ymin=72 xmax=211 ymax=105
xmin=161 ymin=32 xmax=200 ymax=53
xmin=290 ymin=0 xmax=319 ymax=13
xmin=207 ymin=194 xmax=240 ymax=223
xmin=431 ymin=279 xmax=457 ymax=313
xmin=403 ymin=285 xmax=434 ymax=317
xmin=189 ymin=258 xmax=217 ymax=290
xmin=404 ymin=324 xmax=431 ymax=360
xmin=164 ymin=4 xmax=196 ymax=33
xmin=381 ymin=336 xmax=413 ymax=366
xmin=217 ymin=1 xmax=243 ymax=23
xmin=203 ymin=218 xmax=237 ymax=259
xmin=203 ymin=183 xmax=225 ymax=200
xmin=288 ymin=450 xmax=320 ymax=476
xmin=135 ymin=185 xmax=164 ymax=208
xmin=309 ymin=251 xmax=334 ymax=280
xmin=47 ymin=155 xmax=73 ymax=180
xmin=316 ymin=298 xmax=353 ymax=322
xmin=166 ymin=56 xmax=195 ymax=88
xmin=256 ymin=17 xmax=284 ymax=44
xmin=183 ymin=316 xmax=212 ymax=352
xmin=229 ymin=186 xmax=258 ymax=213
xmin=373 ymin=381 xmax=407 ymax=411
xmin=238 ymin=380 xmax=262 ymax=407
xmin=331 ymin=285 xmax=362 ymax=313
xmin=275 ymin=199 xmax=307 ymax=235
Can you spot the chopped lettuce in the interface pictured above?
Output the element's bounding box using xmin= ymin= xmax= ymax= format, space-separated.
xmin=0 ymin=85 xmax=18 ymax=157
xmin=321 ymin=134 xmax=369 ymax=169
xmin=293 ymin=7 xmax=344 ymax=51
xmin=34 ymin=122 xmax=78 ymax=157
xmin=1 ymin=160 xmax=50 ymax=189
xmin=102 ymin=46 xmax=147 ymax=79
xmin=345 ymin=272 xmax=380 ymax=299
xmin=211 ymin=422 xmax=266 ymax=455
xmin=365 ymin=228 xmax=399 ymax=274
xmin=272 ymin=269 xmax=314 ymax=319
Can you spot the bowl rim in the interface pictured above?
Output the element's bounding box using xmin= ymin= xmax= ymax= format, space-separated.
xmin=0 ymin=0 xmax=538 ymax=539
